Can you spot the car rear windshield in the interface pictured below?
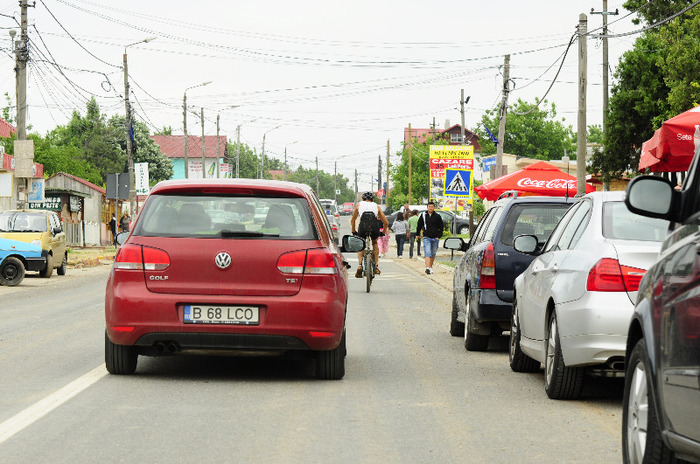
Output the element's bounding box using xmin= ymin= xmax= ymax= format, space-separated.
xmin=500 ymin=203 xmax=571 ymax=246
xmin=133 ymin=195 xmax=318 ymax=240
xmin=0 ymin=211 xmax=47 ymax=232
xmin=602 ymin=201 xmax=668 ymax=241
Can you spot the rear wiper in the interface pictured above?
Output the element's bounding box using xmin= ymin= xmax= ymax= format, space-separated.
xmin=220 ymin=230 xmax=264 ymax=237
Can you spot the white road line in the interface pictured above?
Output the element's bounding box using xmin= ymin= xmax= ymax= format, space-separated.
xmin=0 ymin=364 xmax=106 ymax=445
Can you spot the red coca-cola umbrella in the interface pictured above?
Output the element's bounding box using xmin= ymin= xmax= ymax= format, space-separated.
xmin=475 ymin=161 xmax=595 ymax=201
xmin=638 ymin=105 xmax=700 ymax=172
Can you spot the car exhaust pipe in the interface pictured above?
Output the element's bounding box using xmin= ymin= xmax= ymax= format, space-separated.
xmin=606 ymin=357 xmax=625 ymax=371
xmin=155 ymin=342 xmax=166 ymax=353
xmin=167 ymin=342 xmax=179 ymax=353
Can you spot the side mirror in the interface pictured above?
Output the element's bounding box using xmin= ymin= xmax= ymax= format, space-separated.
xmin=341 ymin=234 xmax=365 ymax=253
xmin=625 ymin=175 xmax=676 ymax=220
xmin=52 ymin=227 xmax=62 ymax=235
xmin=513 ymin=234 xmax=538 ymax=254
xmin=443 ymin=237 xmax=467 ymax=252
xmin=116 ymin=231 xmax=129 ymax=246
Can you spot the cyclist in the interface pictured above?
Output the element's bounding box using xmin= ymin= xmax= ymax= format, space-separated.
xmin=350 ymin=191 xmax=389 ymax=278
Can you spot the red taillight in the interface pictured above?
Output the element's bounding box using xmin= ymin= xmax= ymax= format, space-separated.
xmin=586 ymin=258 xmax=645 ymax=292
xmin=114 ymin=244 xmax=143 ymax=270
xmin=332 ymin=223 xmax=339 ymax=232
xmin=114 ymin=244 xmax=170 ymax=271
xmin=277 ymin=249 xmax=338 ymax=275
xmin=479 ymin=243 xmax=496 ymax=289
xmin=277 ymin=250 xmax=306 ymax=274
xmin=305 ymin=248 xmax=337 ymax=275
xmin=142 ymin=246 xmax=170 ymax=271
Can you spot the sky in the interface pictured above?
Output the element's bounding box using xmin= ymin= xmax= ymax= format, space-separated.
xmin=0 ymin=0 xmax=643 ymax=191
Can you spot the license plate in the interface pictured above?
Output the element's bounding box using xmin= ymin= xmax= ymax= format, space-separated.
xmin=183 ymin=305 xmax=259 ymax=325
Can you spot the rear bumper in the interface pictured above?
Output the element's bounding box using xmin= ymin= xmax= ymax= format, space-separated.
xmin=557 ymin=291 xmax=634 ymax=366
xmin=472 ymin=288 xmax=512 ymax=323
xmin=106 ymin=271 xmax=347 ymax=352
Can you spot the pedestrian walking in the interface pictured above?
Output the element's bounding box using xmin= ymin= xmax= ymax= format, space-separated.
xmin=377 ymin=218 xmax=390 ymax=257
xmin=120 ymin=212 xmax=131 ymax=232
xmin=109 ymin=213 xmax=117 ymax=246
xmin=416 ymin=201 xmax=444 ymax=274
xmin=391 ymin=211 xmax=410 ymax=258
xmin=407 ymin=209 xmax=421 ymax=258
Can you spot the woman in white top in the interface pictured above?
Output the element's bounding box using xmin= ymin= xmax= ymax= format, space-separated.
xmin=350 ymin=192 xmax=389 ymax=277
xmin=391 ymin=212 xmax=410 ymax=258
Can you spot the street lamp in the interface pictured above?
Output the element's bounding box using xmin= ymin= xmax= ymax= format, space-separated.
xmin=260 ymin=125 xmax=281 ymax=179
xmin=123 ymin=36 xmax=156 ymax=217
xmin=217 ymin=105 xmax=239 ymax=178
xmin=284 ymin=141 xmax=298 ymax=181
xmin=183 ymin=80 xmax=212 ymax=178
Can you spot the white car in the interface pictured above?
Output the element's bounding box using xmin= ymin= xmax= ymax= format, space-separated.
xmin=509 ymin=191 xmax=668 ymax=400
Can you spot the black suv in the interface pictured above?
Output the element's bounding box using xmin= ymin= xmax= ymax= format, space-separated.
xmin=621 ymin=154 xmax=700 ymax=463
xmin=444 ymin=195 xmax=573 ymax=351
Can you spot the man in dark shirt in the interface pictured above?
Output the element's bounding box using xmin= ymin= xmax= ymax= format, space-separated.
xmin=416 ymin=201 xmax=444 ymax=274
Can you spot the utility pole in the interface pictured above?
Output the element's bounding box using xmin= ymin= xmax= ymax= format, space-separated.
xmin=183 ymin=95 xmax=189 ymax=178
xmin=386 ymin=140 xmax=390 ymax=206
xmin=577 ymin=14 xmax=588 ymax=196
xmin=496 ymin=54 xmax=510 ymax=179
xmin=216 ymin=113 xmax=220 ymax=179
xmin=315 ymin=156 xmax=319 ymax=195
xmin=460 ymin=90 xmax=471 ymax=143
xmin=284 ymin=146 xmax=288 ymax=181
xmin=354 ymin=169 xmax=358 ymax=200
xmin=334 ymin=161 xmax=337 ymax=205
xmin=236 ymin=125 xmax=241 ymax=178
xmin=377 ymin=154 xmax=382 ymax=202
xmin=431 ymin=117 xmax=436 ymax=142
xmin=12 ymin=1 xmax=31 ymax=209
xmin=123 ymin=51 xmax=135 ymax=213
xmin=408 ymin=123 xmax=413 ymax=203
xmin=201 ymin=107 xmax=206 ymax=178
xmin=592 ymin=2 xmax=619 ymax=191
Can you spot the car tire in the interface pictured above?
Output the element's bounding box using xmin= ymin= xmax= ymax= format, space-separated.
xmin=316 ymin=330 xmax=345 ymax=380
xmin=57 ymin=253 xmax=67 ymax=276
xmin=622 ymin=338 xmax=675 ymax=464
xmin=544 ymin=312 xmax=583 ymax=400
xmin=0 ymin=257 xmax=26 ymax=286
xmin=450 ymin=294 xmax=465 ymax=337
xmin=509 ymin=298 xmax=540 ymax=372
xmin=40 ymin=254 xmax=53 ymax=278
xmin=105 ymin=332 xmax=138 ymax=375
xmin=465 ymin=294 xmax=489 ymax=351
xmin=459 ymin=225 xmax=469 ymax=235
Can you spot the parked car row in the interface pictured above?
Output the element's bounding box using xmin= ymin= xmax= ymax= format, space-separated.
xmin=0 ymin=209 xmax=68 ymax=284
xmin=444 ymin=158 xmax=700 ymax=462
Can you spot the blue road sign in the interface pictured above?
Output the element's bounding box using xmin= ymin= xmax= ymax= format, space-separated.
xmin=444 ymin=169 xmax=472 ymax=197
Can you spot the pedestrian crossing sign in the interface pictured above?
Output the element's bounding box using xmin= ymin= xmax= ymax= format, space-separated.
xmin=443 ymin=169 xmax=472 ymax=198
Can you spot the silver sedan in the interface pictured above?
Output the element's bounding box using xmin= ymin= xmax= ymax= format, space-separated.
xmin=509 ymin=191 xmax=668 ymax=400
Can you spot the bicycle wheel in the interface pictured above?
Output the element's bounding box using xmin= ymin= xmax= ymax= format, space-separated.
xmin=364 ymin=250 xmax=372 ymax=293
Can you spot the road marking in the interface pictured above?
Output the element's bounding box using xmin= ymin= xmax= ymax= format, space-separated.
xmin=0 ymin=364 xmax=106 ymax=445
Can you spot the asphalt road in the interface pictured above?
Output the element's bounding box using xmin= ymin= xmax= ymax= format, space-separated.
xmin=0 ymin=257 xmax=623 ymax=463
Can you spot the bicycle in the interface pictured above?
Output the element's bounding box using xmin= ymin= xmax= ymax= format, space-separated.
xmin=360 ymin=232 xmax=375 ymax=293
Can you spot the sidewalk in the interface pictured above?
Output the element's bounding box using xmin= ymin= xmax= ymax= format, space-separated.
xmin=381 ymin=240 xmax=456 ymax=292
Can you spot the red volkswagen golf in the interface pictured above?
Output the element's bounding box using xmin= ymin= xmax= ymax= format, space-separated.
xmin=105 ymin=179 xmax=358 ymax=379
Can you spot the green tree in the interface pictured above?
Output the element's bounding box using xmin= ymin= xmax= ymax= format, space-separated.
xmin=286 ymin=165 xmax=354 ymax=201
xmin=107 ymin=115 xmax=173 ymax=184
xmin=474 ymin=99 xmax=576 ymax=160
xmin=388 ymin=136 xmax=441 ymax=209
xmin=228 ymin=142 xmax=261 ymax=179
xmin=623 ymin=0 xmax=695 ymax=25
xmin=32 ymin=135 xmax=103 ymax=185
xmin=2 ymin=92 xmax=13 ymax=124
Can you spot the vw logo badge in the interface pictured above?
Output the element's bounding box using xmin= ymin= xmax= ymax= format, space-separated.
xmin=214 ymin=252 xmax=232 ymax=269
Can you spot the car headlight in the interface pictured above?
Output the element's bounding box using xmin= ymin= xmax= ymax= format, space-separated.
xmin=30 ymin=239 xmax=42 ymax=247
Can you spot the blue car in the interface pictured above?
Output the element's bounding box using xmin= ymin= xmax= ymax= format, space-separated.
xmin=0 ymin=237 xmax=45 ymax=286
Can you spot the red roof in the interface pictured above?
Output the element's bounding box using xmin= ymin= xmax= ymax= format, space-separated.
xmin=48 ymin=172 xmax=106 ymax=194
xmin=0 ymin=118 xmax=17 ymax=138
xmin=404 ymin=125 xmax=481 ymax=150
xmin=151 ymin=135 xmax=228 ymax=159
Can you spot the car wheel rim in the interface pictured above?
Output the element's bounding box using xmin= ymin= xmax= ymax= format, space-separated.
xmin=545 ymin=316 xmax=556 ymax=386
xmin=626 ymin=361 xmax=648 ymax=463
